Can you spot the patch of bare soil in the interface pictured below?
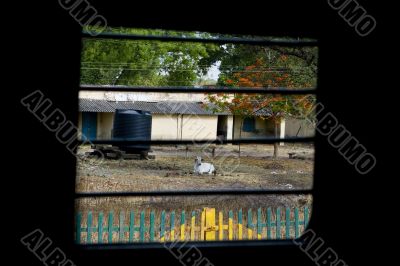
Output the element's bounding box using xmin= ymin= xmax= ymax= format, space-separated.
xmin=76 ymin=144 xmax=314 ymax=212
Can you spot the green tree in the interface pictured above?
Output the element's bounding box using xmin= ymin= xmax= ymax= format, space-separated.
xmin=80 ymin=28 xmax=221 ymax=86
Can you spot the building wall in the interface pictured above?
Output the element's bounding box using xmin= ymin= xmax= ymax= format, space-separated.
xmin=79 ymin=112 xmax=313 ymax=141
xmin=233 ymin=116 xmax=280 ymax=139
xmin=181 ymin=115 xmax=218 ymax=140
xmin=151 ymin=114 xmax=179 ymax=140
xmin=97 ymin=113 xmax=114 ymax=139
xmin=78 ymin=112 xmax=219 ymax=141
xmin=79 ymin=91 xmax=209 ymax=102
xmin=78 ymin=112 xmax=82 ymax=135
xmin=285 ymin=117 xmax=315 ymax=137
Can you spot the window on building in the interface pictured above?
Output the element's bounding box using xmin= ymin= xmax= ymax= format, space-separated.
xmin=243 ymin=117 xmax=255 ymax=132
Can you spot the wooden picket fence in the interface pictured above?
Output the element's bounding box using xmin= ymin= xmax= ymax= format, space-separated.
xmin=76 ymin=207 xmax=310 ymax=244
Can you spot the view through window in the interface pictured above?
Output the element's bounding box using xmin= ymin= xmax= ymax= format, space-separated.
xmin=75 ymin=28 xmax=317 ymax=244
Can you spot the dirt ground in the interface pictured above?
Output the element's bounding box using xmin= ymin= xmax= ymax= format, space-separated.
xmin=76 ymin=144 xmax=314 ymax=192
xmin=76 ymin=144 xmax=313 ymax=214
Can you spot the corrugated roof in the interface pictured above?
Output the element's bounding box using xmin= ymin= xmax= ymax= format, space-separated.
xmin=79 ymin=99 xmax=230 ymax=115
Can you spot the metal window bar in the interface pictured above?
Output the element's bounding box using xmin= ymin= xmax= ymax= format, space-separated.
xmin=79 ymin=137 xmax=314 ymax=145
xmin=80 ymin=85 xmax=316 ymax=94
xmin=82 ymin=31 xmax=317 ymax=47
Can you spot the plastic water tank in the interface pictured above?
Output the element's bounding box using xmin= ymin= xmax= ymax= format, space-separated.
xmin=113 ymin=109 xmax=152 ymax=153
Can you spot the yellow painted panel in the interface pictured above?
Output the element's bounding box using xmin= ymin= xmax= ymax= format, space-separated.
xmin=228 ymin=218 xmax=233 ymax=240
xmin=200 ymin=211 xmax=205 ymax=241
xmin=248 ymin=229 xmax=253 ymax=240
xmin=180 ymin=224 xmax=185 ymax=241
xmin=219 ymin=212 xmax=223 ymax=241
xmin=205 ymin=208 xmax=216 ymax=241
xmin=191 ymin=215 xmax=195 ymax=240
xmin=238 ymin=224 xmax=243 ymax=240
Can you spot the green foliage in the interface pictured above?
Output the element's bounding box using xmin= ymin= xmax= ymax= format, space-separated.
xmin=80 ymin=27 xmax=221 ymax=86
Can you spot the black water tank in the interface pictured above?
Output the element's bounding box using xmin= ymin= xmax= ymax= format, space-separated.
xmin=113 ymin=109 xmax=152 ymax=153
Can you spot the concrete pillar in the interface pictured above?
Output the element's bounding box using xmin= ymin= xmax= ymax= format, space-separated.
xmin=280 ymin=119 xmax=286 ymax=146
xmin=227 ymin=115 xmax=234 ymax=140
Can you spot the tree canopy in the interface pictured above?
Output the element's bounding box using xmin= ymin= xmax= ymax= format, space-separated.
xmin=80 ymin=28 xmax=221 ymax=86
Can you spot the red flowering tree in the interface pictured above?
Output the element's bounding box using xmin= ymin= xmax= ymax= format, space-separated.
xmin=207 ymin=57 xmax=315 ymax=158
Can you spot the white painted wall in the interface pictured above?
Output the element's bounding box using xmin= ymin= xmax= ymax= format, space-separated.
xmin=280 ymin=119 xmax=286 ymax=146
xmin=151 ymin=114 xmax=180 ymax=140
xmin=78 ymin=112 xmax=220 ymax=141
xmin=181 ymin=115 xmax=218 ymax=140
xmin=227 ymin=115 xmax=233 ymax=140
xmin=97 ymin=113 xmax=114 ymax=139
xmin=79 ymin=91 xmax=208 ymax=102
xmin=285 ymin=117 xmax=315 ymax=137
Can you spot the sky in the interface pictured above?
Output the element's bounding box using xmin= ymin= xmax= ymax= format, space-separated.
xmin=205 ymin=61 xmax=221 ymax=81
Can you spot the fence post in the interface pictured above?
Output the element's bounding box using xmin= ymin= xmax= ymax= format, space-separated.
xmin=98 ymin=212 xmax=104 ymax=244
xmin=304 ymin=206 xmax=309 ymax=228
xmin=257 ymin=208 xmax=263 ymax=240
xmin=200 ymin=209 xmax=205 ymax=241
xmin=266 ymin=208 xmax=272 ymax=240
xmin=238 ymin=209 xmax=243 ymax=240
xmin=286 ymin=208 xmax=291 ymax=239
xmin=276 ymin=208 xmax=281 ymax=240
xmin=129 ymin=211 xmax=135 ymax=242
xmin=108 ymin=212 xmax=114 ymax=243
xmin=294 ymin=208 xmax=299 ymax=238
xmin=150 ymin=211 xmax=155 ymax=242
xmin=139 ymin=211 xmax=145 ymax=242
xmin=170 ymin=211 xmax=175 ymax=241
xmin=247 ymin=209 xmax=254 ymax=240
xmin=180 ymin=211 xmax=185 ymax=241
xmin=190 ymin=211 xmax=196 ymax=241
xmin=87 ymin=212 xmax=93 ymax=244
xmin=228 ymin=210 xmax=233 ymax=240
xmin=76 ymin=212 xmax=82 ymax=244
xmin=119 ymin=212 xmax=125 ymax=242
xmin=218 ymin=211 xmax=223 ymax=240
xmin=160 ymin=210 xmax=166 ymax=242
xmin=204 ymin=208 xmax=216 ymax=241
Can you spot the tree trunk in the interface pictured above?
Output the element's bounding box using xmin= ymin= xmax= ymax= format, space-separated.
xmin=273 ymin=120 xmax=279 ymax=159
xmin=239 ymin=118 xmax=244 ymax=158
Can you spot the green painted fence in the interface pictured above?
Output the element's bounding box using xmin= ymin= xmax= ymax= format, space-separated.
xmin=76 ymin=207 xmax=310 ymax=244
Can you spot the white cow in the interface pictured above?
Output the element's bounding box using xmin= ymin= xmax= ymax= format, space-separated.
xmin=194 ymin=156 xmax=216 ymax=175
